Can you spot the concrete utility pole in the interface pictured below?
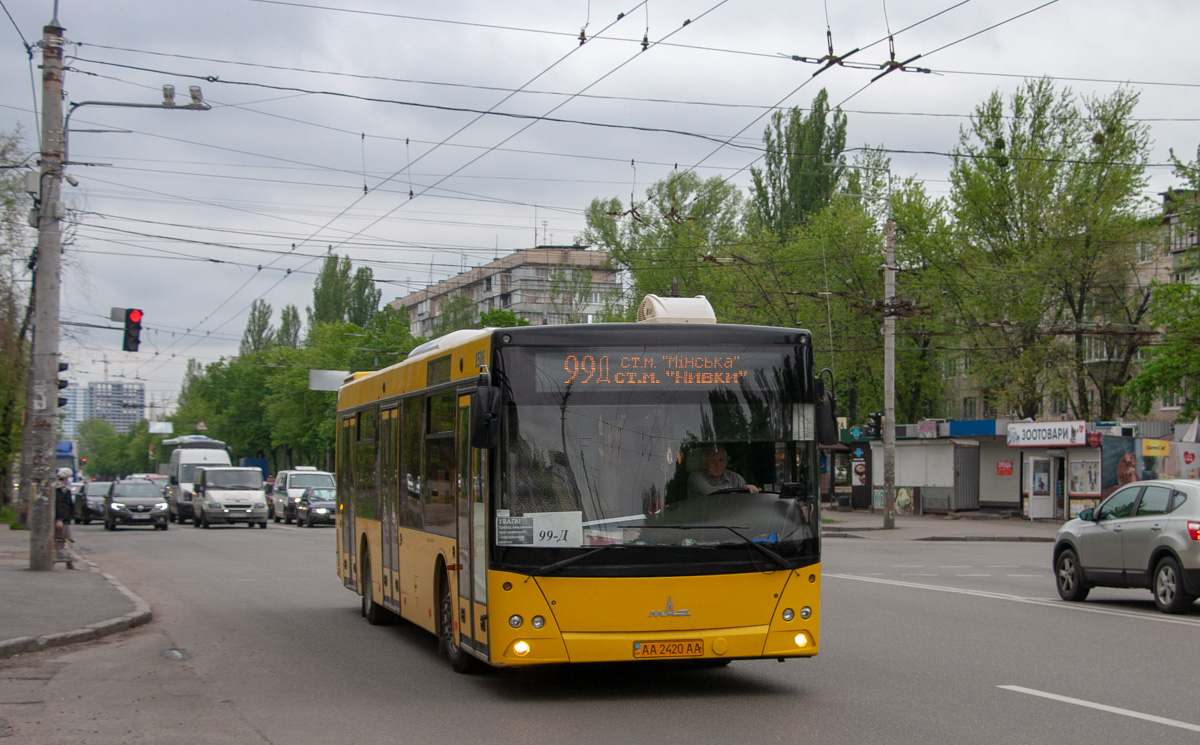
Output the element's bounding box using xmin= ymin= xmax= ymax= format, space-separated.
xmin=26 ymin=14 xmax=66 ymax=570
xmin=882 ymin=212 xmax=897 ymax=530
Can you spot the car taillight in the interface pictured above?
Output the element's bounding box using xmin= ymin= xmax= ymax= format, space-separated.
xmin=1188 ymin=521 xmax=1200 ymax=541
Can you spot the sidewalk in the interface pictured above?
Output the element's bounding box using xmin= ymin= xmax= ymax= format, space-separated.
xmin=0 ymin=509 xmax=1057 ymax=660
xmin=0 ymin=527 xmax=151 ymax=660
xmin=821 ymin=507 xmax=1062 ymax=542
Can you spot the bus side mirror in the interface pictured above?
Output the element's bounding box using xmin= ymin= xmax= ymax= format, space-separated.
xmin=470 ymin=386 xmax=502 ymax=449
xmin=815 ymin=386 xmax=839 ymax=448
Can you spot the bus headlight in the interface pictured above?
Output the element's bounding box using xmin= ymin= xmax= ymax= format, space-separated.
xmin=512 ymin=640 xmax=530 ymax=656
xmin=794 ymin=632 xmax=811 ymax=648
xmin=799 ymin=606 xmax=812 ymax=620
xmin=531 ymin=615 xmax=545 ymax=629
xmin=509 ymin=615 xmax=523 ymax=629
xmin=782 ymin=608 xmax=794 ymax=622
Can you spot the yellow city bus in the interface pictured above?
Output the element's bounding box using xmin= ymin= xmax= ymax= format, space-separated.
xmin=335 ymin=297 xmax=836 ymax=672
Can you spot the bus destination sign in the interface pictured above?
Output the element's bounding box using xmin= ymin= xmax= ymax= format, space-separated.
xmin=534 ymin=349 xmax=784 ymax=392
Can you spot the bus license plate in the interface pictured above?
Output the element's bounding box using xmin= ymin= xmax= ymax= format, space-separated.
xmin=633 ymin=640 xmax=704 ymax=659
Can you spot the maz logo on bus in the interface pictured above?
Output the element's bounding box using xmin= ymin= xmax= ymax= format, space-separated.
xmin=648 ymin=597 xmax=691 ymax=617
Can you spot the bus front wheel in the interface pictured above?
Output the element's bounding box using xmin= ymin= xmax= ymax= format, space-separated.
xmin=438 ymin=571 xmax=478 ymax=674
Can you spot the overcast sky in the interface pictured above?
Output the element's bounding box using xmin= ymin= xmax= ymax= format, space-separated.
xmin=3 ymin=0 xmax=1198 ymax=412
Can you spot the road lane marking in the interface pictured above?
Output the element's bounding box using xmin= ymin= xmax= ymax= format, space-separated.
xmin=955 ymin=573 xmax=990 ymax=577
xmin=1007 ymin=574 xmax=1041 ymax=578
xmin=999 ymin=685 xmax=1200 ymax=733
xmin=900 ymin=573 xmax=937 ymax=577
xmin=938 ymin=565 xmax=970 ymax=568
xmin=826 ymin=573 xmax=1200 ymax=627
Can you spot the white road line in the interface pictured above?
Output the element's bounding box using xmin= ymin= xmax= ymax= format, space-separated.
xmin=1007 ymin=574 xmax=1041 ymax=578
xmin=999 ymin=685 xmax=1200 ymax=733
xmin=825 ymin=573 xmax=1200 ymax=627
xmin=900 ymin=573 xmax=937 ymax=577
xmin=988 ymin=565 xmax=1018 ymax=569
xmin=956 ymin=573 xmax=991 ymax=577
xmin=939 ymin=565 xmax=970 ymax=568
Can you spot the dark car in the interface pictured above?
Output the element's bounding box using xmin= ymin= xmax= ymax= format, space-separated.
xmin=74 ymin=481 xmax=111 ymax=525
xmin=296 ymin=487 xmax=337 ymax=527
xmin=105 ymin=479 xmax=170 ymax=530
xmin=1054 ymin=478 xmax=1200 ymax=613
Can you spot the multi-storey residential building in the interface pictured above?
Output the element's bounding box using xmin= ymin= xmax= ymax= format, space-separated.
xmin=390 ymin=246 xmax=622 ymax=338
xmin=85 ymin=381 xmax=145 ymax=434
xmin=58 ymin=385 xmax=85 ymax=440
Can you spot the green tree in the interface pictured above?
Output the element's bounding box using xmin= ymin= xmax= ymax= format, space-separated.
xmin=431 ymin=292 xmax=478 ymax=336
xmin=277 ymin=304 xmax=302 ymax=348
xmin=583 ymin=170 xmax=745 ymax=307
xmin=749 ymin=89 xmax=848 ymax=239
xmin=239 ymin=299 xmax=275 ymax=355
xmin=946 ymin=79 xmax=1152 ymax=420
xmin=0 ymin=127 xmax=30 ymax=507
xmin=308 ymin=254 xmax=352 ymax=325
xmin=479 ymin=308 xmax=530 ymax=327
xmin=1124 ymin=282 xmax=1200 ymax=419
xmin=347 ymin=267 xmax=381 ymax=327
xmin=548 ymin=266 xmax=593 ymax=324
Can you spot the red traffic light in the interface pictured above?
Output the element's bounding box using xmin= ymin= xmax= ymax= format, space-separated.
xmin=127 ymin=309 xmax=143 ymax=323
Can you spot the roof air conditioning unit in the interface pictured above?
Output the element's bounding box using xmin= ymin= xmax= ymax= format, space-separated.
xmin=636 ymin=294 xmax=717 ymax=324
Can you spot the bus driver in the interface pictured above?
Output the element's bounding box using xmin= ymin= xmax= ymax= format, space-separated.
xmin=688 ymin=446 xmax=761 ymax=497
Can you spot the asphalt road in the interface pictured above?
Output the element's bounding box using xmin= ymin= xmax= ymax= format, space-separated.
xmin=2 ymin=523 xmax=1198 ymax=744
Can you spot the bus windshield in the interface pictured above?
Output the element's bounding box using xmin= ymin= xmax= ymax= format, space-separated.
xmin=497 ymin=345 xmax=819 ymax=559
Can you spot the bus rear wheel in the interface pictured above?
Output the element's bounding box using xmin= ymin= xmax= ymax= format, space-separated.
xmin=438 ymin=572 xmax=478 ymax=674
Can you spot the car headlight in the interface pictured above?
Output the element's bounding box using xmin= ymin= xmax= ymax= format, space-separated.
xmin=254 ymin=502 xmax=266 ymax=509
xmin=109 ymin=503 xmax=125 ymax=511
xmin=315 ymin=507 xmax=329 ymax=514
xmin=292 ymin=496 xmax=301 ymax=503
xmin=152 ymin=502 xmax=168 ymax=511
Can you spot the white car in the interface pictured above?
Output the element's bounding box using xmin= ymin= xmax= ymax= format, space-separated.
xmin=272 ymin=467 xmax=335 ymax=524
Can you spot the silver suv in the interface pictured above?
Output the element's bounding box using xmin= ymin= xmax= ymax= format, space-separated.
xmin=1053 ymin=478 xmax=1200 ymax=613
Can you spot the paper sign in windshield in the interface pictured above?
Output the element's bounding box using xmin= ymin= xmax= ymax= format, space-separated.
xmin=496 ymin=511 xmax=583 ymax=547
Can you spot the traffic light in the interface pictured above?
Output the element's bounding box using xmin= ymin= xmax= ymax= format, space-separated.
xmin=57 ymin=362 xmax=68 ymax=408
xmin=865 ymin=411 xmax=883 ymax=439
xmin=123 ymin=308 xmax=143 ymax=352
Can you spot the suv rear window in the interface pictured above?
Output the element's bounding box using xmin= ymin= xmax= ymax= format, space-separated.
xmin=291 ymin=473 xmax=335 ymax=488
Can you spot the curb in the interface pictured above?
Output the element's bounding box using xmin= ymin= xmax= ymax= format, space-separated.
xmin=0 ymin=556 xmax=152 ymax=660
xmin=916 ymin=535 xmax=1054 ymax=543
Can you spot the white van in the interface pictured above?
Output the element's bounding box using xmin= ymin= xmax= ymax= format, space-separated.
xmin=164 ymin=437 xmax=233 ymax=523
xmin=191 ymin=466 xmax=269 ymax=529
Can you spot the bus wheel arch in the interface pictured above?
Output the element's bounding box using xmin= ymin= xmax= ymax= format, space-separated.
xmin=436 ymin=558 xmax=477 ymax=673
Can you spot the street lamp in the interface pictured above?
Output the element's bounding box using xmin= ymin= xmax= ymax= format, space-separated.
xmin=21 ymin=13 xmax=214 ymax=570
xmin=63 ymin=84 xmax=212 ymax=167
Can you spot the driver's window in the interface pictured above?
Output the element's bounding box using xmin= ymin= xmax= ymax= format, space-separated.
xmin=1097 ymin=487 xmax=1139 ymax=520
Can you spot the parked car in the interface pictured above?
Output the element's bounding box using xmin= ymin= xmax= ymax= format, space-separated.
xmin=191 ymin=466 xmax=269 ymax=529
xmin=74 ymin=480 xmax=111 ymax=524
xmin=104 ymin=479 xmax=170 ymax=530
xmin=272 ymin=467 xmax=335 ymax=524
xmin=296 ymin=487 xmax=337 ymax=527
xmin=1053 ymin=478 xmax=1200 ymax=613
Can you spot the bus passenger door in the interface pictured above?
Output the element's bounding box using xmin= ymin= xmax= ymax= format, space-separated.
xmin=339 ymin=416 xmax=357 ymax=589
xmin=456 ymin=395 xmax=489 ymax=657
xmin=380 ymin=407 xmax=400 ymax=612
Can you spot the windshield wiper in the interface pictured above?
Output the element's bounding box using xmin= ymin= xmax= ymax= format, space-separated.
xmin=641 ymin=525 xmax=792 ymax=571
xmin=533 ymin=544 xmax=622 ymax=576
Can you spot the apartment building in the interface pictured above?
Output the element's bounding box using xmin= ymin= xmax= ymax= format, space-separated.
xmin=85 ymin=381 xmax=145 ymax=434
xmin=389 ymin=246 xmax=622 ymax=338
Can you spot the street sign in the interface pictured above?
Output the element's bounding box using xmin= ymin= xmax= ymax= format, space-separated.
xmin=850 ymin=426 xmax=862 ymax=439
